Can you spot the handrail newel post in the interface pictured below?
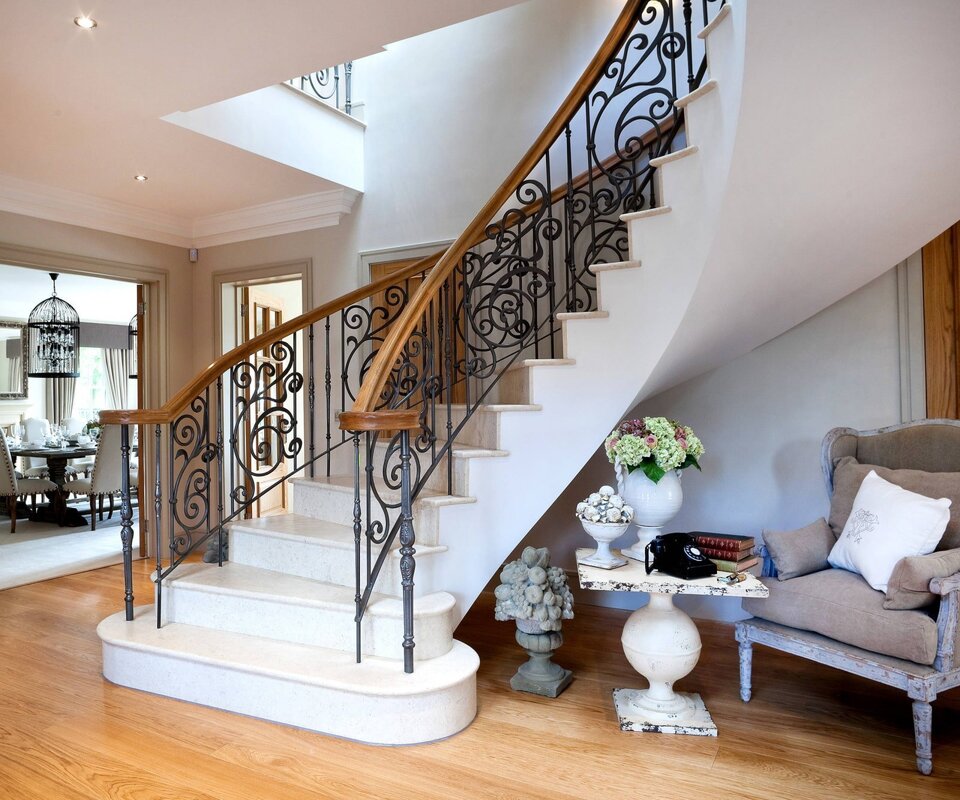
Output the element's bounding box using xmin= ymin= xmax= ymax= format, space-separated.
xmin=119 ymin=423 xmax=134 ymax=621
xmin=398 ymin=428 xmax=417 ymax=674
xmin=216 ymin=376 xmax=225 ymax=567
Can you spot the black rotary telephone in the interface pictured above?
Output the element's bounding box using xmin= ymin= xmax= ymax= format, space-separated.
xmin=644 ymin=532 xmax=718 ymax=579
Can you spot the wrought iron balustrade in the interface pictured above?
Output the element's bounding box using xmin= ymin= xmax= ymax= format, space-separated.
xmin=105 ymin=0 xmax=724 ymax=674
xmin=287 ymin=62 xmax=353 ymax=115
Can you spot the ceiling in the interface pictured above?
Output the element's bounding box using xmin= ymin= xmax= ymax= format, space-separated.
xmin=0 ymin=0 xmax=523 ymax=239
xmin=0 ymin=265 xmax=137 ymax=325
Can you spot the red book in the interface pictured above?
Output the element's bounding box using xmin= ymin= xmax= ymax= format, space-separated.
xmin=698 ymin=545 xmax=756 ymax=560
xmin=692 ymin=533 xmax=755 ymax=552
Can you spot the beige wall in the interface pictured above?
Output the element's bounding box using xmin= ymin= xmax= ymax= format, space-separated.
xmin=0 ymin=209 xmax=195 ymax=407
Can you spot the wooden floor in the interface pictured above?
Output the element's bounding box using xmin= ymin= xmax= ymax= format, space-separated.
xmin=1 ymin=560 xmax=958 ymax=800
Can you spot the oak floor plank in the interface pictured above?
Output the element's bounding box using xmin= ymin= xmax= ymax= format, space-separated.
xmin=1 ymin=560 xmax=959 ymax=799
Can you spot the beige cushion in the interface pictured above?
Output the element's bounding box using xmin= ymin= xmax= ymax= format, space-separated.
xmin=763 ymin=518 xmax=834 ymax=580
xmin=742 ymin=569 xmax=939 ymax=665
xmin=829 ymin=457 xmax=960 ymax=549
xmin=885 ymin=548 xmax=960 ymax=610
xmin=17 ymin=477 xmax=58 ymax=495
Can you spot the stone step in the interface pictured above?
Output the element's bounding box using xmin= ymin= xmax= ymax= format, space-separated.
xmin=99 ymin=607 xmax=479 ymax=745
xmin=161 ymin=561 xmax=456 ymax=660
xmin=290 ymin=475 xmax=475 ymax=546
xmin=228 ymin=513 xmax=448 ymax=596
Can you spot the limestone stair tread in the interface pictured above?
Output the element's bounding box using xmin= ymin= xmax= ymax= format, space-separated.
xmin=291 ymin=474 xmax=477 ymax=506
xmin=164 ymin=561 xmax=455 ymax=619
xmin=99 ymin=606 xmax=479 ymax=695
xmin=228 ymin=513 xmax=446 ymax=556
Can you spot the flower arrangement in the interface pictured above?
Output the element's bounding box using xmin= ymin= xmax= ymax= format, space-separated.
xmin=494 ymin=546 xmax=574 ymax=631
xmin=605 ymin=416 xmax=704 ymax=484
xmin=575 ymin=485 xmax=634 ymax=525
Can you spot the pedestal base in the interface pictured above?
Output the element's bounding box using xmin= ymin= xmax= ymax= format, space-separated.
xmin=613 ymin=688 xmax=717 ymax=736
xmin=510 ymin=664 xmax=573 ymax=698
xmin=577 ymin=549 xmax=628 ymax=570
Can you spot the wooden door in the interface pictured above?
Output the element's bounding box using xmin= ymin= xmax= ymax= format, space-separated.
xmin=923 ymin=221 xmax=960 ymax=418
xmin=134 ymin=285 xmax=145 ymax=556
xmin=238 ymin=286 xmax=289 ymax=517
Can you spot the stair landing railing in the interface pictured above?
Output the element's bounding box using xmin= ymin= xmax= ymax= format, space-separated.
xmin=102 ymin=0 xmax=723 ymax=675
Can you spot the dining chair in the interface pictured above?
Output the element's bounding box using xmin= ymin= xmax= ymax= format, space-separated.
xmin=1 ymin=437 xmax=58 ymax=533
xmin=20 ymin=417 xmax=78 ymax=482
xmin=67 ymin=425 xmax=122 ymax=530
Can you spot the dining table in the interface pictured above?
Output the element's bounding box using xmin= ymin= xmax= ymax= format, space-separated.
xmin=9 ymin=442 xmax=98 ymax=526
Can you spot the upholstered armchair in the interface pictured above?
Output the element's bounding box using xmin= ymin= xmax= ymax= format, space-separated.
xmin=736 ymin=419 xmax=960 ymax=775
xmin=67 ymin=425 xmax=122 ymax=530
xmin=1 ymin=436 xmax=58 ymax=533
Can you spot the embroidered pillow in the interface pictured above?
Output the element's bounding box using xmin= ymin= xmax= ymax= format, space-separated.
xmin=828 ymin=470 xmax=951 ymax=591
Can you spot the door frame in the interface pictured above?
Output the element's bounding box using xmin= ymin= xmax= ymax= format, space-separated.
xmin=0 ymin=242 xmax=169 ymax=558
xmin=212 ymin=259 xmax=311 ymax=357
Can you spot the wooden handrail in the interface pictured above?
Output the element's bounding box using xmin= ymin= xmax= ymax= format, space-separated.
xmin=343 ymin=0 xmax=646 ymax=428
xmin=99 ymin=250 xmax=444 ymax=425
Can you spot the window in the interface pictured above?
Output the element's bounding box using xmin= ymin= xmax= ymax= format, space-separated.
xmin=73 ymin=348 xmax=108 ymax=422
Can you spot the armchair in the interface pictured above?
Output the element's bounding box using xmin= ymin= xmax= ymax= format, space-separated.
xmin=736 ymin=419 xmax=960 ymax=775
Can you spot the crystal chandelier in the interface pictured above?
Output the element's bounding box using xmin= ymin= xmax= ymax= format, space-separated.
xmin=27 ymin=273 xmax=81 ymax=378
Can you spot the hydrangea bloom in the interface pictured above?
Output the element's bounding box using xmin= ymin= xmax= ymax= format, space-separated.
xmin=603 ymin=416 xmax=705 ymax=483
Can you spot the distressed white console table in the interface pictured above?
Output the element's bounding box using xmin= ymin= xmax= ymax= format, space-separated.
xmin=577 ymin=548 xmax=768 ymax=736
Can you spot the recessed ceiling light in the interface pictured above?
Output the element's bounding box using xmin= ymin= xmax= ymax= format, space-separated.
xmin=74 ymin=15 xmax=98 ymax=30
xmin=134 ymin=174 xmax=148 ymax=182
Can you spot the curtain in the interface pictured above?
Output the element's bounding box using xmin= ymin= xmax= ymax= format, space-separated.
xmin=103 ymin=348 xmax=131 ymax=409
xmin=7 ymin=355 xmax=19 ymax=393
xmin=44 ymin=377 xmax=76 ymax=425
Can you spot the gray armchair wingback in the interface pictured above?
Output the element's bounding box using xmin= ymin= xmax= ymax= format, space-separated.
xmin=736 ymin=419 xmax=960 ymax=775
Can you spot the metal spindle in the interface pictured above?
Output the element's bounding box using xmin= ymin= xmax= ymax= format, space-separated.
xmin=119 ymin=424 xmax=135 ymax=621
xmin=324 ymin=317 xmax=332 ymax=476
xmin=443 ymin=279 xmax=454 ymax=494
xmin=544 ymin=148 xmax=558 ymax=358
xmin=154 ymin=424 xmax=162 ymax=628
xmin=308 ymin=323 xmax=316 ymax=479
xmin=365 ymin=432 xmax=373 ymax=584
xmin=352 ymin=432 xmax=362 ymax=663
xmin=344 ymin=62 xmax=353 ymax=116
xmin=563 ymin=125 xmax=576 ymax=312
xmin=683 ymin=0 xmax=695 ymax=92
xmin=398 ymin=428 xmax=417 ymax=674
xmin=216 ymin=377 xmax=225 ymax=567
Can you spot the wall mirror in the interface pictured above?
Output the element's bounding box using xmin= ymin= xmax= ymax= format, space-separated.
xmin=0 ymin=320 xmax=28 ymax=400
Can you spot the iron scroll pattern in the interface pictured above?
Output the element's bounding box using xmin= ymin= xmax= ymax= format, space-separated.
xmin=168 ymin=393 xmax=218 ymax=558
xmin=352 ymin=0 xmax=723 ymax=632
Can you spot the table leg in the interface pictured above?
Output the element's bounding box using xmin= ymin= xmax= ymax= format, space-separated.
xmin=613 ymin=591 xmax=717 ymax=736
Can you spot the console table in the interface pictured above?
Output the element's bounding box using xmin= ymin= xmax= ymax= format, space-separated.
xmin=577 ymin=548 xmax=768 ymax=736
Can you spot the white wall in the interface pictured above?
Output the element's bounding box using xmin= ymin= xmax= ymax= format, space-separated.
xmin=518 ymin=266 xmax=907 ymax=620
xmin=189 ymin=0 xmax=628 ymax=371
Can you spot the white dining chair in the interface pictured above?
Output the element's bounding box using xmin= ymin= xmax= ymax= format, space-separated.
xmin=1 ymin=437 xmax=58 ymax=533
xmin=67 ymin=425 xmax=123 ymax=530
xmin=20 ymin=417 xmax=78 ymax=481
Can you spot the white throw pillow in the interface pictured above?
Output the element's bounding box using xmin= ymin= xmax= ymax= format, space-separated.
xmin=828 ymin=470 xmax=951 ymax=592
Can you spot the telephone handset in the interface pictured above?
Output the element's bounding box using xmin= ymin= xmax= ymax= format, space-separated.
xmin=644 ymin=532 xmax=718 ymax=579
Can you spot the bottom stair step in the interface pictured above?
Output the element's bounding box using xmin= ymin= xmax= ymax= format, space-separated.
xmin=98 ymin=607 xmax=479 ymax=745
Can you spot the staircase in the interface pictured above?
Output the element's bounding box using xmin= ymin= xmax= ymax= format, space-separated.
xmin=96 ymin=0 xmax=960 ymax=744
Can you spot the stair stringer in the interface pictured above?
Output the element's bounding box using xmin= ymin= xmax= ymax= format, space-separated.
xmin=417 ymin=4 xmax=747 ymax=622
xmin=637 ymin=0 xmax=960 ymax=401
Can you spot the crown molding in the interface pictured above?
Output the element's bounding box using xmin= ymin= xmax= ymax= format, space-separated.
xmin=191 ymin=187 xmax=360 ymax=248
xmin=0 ymin=173 xmax=360 ymax=249
xmin=0 ymin=173 xmax=193 ymax=247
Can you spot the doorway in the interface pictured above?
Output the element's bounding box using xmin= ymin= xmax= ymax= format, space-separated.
xmin=220 ymin=275 xmax=304 ymax=518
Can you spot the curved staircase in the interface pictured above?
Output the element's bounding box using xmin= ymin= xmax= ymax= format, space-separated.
xmin=97 ymin=0 xmax=960 ymax=744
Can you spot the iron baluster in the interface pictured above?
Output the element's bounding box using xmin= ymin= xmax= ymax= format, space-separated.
xmin=324 ymin=317 xmax=332 ymax=476
xmin=443 ymin=278 xmax=454 ymax=495
xmin=563 ymin=125 xmax=576 ymax=312
xmin=398 ymin=428 xmax=417 ymax=673
xmin=216 ymin=376 xmax=225 ymax=567
xmin=683 ymin=0 xmax=695 ymax=92
xmin=119 ymin=424 xmax=134 ymax=621
xmin=344 ymin=62 xmax=353 ymax=116
xmin=668 ymin=0 xmax=679 ymax=104
xmin=308 ymin=323 xmax=316 ymax=479
xmin=352 ymin=431 xmax=362 ymax=663
xmin=154 ymin=424 xmax=162 ymax=628
xmin=544 ymin=147 xmax=558 ymax=358
xmin=365 ymin=431 xmax=374 ymax=585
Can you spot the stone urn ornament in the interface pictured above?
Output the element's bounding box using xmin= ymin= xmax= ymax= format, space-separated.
xmin=575 ymin=484 xmax=633 ymax=569
xmin=494 ymin=546 xmax=574 ymax=697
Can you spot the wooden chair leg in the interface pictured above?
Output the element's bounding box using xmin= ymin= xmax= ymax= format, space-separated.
xmin=89 ymin=495 xmax=97 ymax=531
xmin=912 ymin=699 xmax=934 ymax=775
xmin=735 ymin=625 xmax=753 ymax=702
xmin=108 ymin=492 xmax=114 ymax=520
xmin=7 ymin=496 xmax=16 ymax=534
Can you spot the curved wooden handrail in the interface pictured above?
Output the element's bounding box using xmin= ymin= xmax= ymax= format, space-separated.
xmin=343 ymin=0 xmax=646 ymax=428
xmin=99 ymin=249 xmax=444 ymax=425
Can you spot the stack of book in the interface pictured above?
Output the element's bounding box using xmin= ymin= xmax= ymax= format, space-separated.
xmin=691 ymin=532 xmax=759 ymax=573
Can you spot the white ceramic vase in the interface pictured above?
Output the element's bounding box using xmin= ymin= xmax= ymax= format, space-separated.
xmin=617 ymin=465 xmax=683 ymax=561
xmin=577 ymin=519 xmax=629 ymax=570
